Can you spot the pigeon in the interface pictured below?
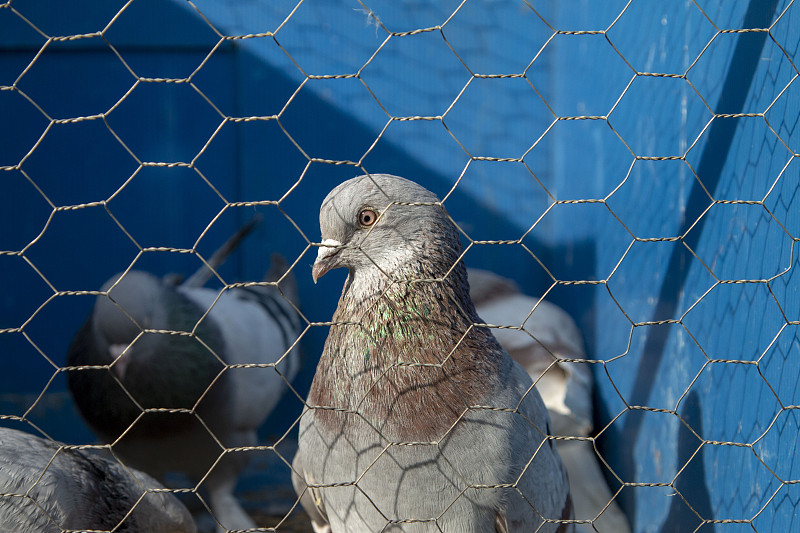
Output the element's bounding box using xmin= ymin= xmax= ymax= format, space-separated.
xmin=66 ymin=254 xmax=303 ymax=532
xmin=468 ymin=269 xmax=631 ymax=533
xmin=0 ymin=426 xmax=196 ymax=533
xmin=292 ymin=174 xmax=573 ymax=532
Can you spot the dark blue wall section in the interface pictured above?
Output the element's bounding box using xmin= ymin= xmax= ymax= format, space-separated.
xmin=1 ymin=1 xmax=798 ymax=531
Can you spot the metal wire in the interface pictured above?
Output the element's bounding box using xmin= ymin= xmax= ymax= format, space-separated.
xmin=1 ymin=1 xmax=798 ymax=532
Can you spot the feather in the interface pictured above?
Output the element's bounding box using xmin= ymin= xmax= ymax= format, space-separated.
xmin=469 ymin=268 xmax=630 ymax=533
xmin=67 ymin=255 xmax=302 ymax=532
xmin=0 ymin=426 xmax=195 ymax=533
xmin=293 ymin=174 xmax=573 ymax=532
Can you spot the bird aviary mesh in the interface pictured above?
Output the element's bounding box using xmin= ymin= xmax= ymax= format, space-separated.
xmin=1 ymin=0 xmax=798 ymax=532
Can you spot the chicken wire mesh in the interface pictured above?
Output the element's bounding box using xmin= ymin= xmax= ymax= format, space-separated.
xmin=0 ymin=0 xmax=799 ymax=532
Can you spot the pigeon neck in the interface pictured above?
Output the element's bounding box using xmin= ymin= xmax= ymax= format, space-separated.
xmin=309 ymin=257 xmax=504 ymax=442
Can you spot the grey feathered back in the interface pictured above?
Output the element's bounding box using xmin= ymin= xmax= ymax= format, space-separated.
xmin=0 ymin=427 xmax=195 ymax=533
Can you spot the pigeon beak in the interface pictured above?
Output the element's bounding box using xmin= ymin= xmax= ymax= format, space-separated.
xmin=312 ymin=239 xmax=343 ymax=283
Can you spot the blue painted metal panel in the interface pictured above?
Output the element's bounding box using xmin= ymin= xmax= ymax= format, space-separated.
xmin=1 ymin=0 xmax=797 ymax=530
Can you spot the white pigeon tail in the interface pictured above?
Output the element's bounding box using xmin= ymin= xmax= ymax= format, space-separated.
xmin=67 ymin=256 xmax=303 ymax=533
xmin=0 ymin=426 xmax=196 ymax=533
xmin=293 ymin=174 xmax=573 ymax=532
xmin=469 ymin=268 xmax=631 ymax=533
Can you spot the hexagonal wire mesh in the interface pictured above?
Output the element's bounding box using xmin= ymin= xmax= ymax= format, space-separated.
xmin=1 ymin=0 xmax=798 ymax=532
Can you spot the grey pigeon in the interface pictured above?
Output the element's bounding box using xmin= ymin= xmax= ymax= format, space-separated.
xmin=292 ymin=174 xmax=573 ymax=532
xmin=468 ymin=269 xmax=631 ymax=533
xmin=0 ymin=426 xmax=195 ymax=533
xmin=67 ymin=256 xmax=303 ymax=532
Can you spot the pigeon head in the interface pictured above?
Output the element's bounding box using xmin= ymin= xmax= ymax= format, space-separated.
xmin=94 ymin=271 xmax=162 ymax=340
xmin=312 ymin=174 xmax=458 ymax=283
xmin=92 ymin=271 xmax=163 ymax=375
xmin=308 ymin=175 xmax=502 ymax=442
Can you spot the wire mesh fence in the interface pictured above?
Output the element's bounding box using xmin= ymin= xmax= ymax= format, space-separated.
xmin=1 ymin=0 xmax=798 ymax=532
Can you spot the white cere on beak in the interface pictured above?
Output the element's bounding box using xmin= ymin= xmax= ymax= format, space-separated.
xmin=109 ymin=343 xmax=128 ymax=360
xmin=317 ymin=239 xmax=343 ymax=261
xmin=109 ymin=343 xmax=132 ymax=380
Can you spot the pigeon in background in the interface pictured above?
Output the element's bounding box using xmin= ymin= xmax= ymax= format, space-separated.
xmin=293 ymin=174 xmax=573 ymax=532
xmin=0 ymin=426 xmax=196 ymax=533
xmin=67 ymin=229 xmax=303 ymax=533
xmin=468 ymin=269 xmax=631 ymax=533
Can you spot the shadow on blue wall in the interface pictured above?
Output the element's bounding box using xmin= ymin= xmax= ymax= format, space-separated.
xmin=1 ymin=2 xmax=586 ymax=449
xmin=660 ymin=391 xmax=714 ymax=533
xmin=595 ymin=0 xmax=780 ymax=526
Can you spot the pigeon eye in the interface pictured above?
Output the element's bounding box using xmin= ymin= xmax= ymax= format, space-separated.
xmin=358 ymin=209 xmax=377 ymax=227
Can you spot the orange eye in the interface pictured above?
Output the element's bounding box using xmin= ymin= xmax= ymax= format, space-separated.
xmin=358 ymin=209 xmax=377 ymax=227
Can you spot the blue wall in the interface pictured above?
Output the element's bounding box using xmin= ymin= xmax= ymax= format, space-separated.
xmin=1 ymin=1 xmax=798 ymax=531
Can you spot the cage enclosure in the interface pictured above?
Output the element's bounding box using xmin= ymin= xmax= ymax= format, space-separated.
xmin=1 ymin=1 xmax=798 ymax=532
